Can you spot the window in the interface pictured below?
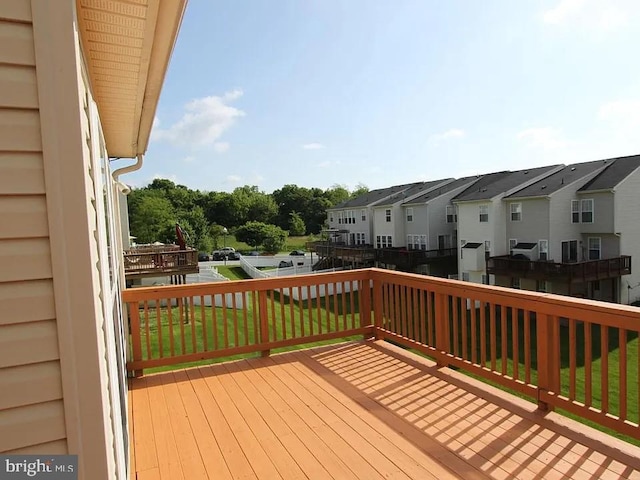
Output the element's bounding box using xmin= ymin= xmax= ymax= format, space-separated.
xmin=539 ymin=240 xmax=548 ymax=261
xmin=481 ymin=274 xmax=489 ymax=285
xmin=419 ymin=235 xmax=427 ymax=250
xmin=406 ymin=208 xmax=413 ymax=222
xmin=377 ymin=235 xmax=392 ymax=248
xmin=329 ymin=213 xmax=334 ymax=222
xmin=511 ymin=278 xmax=521 ymax=289
xmin=462 ymin=272 xmax=470 ymax=282
xmin=479 ymin=205 xmax=489 ymax=222
xmin=571 ymin=200 xmax=580 ymax=223
xmin=536 ymin=280 xmax=550 ymax=292
xmin=510 ymin=203 xmax=522 ymax=222
xmin=484 ymin=240 xmax=491 ymax=252
xmin=385 ymin=209 xmax=391 ymax=222
xmin=562 ymin=240 xmax=578 ymax=263
xmin=509 ymin=239 xmax=518 ymax=253
xmin=338 ymin=212 xmax=343 ymax=224
xmin=446 ymin=205 xmax=457 ymax=223
xmin=588 ymin=237 xmax=601 ymax=260
xmin=376 ymin=235 xmax=381 ymax=249
xmin=407 ymin=235 xmax=414 ymax=250
xmin=581 ymin=199 xmax=594 ymax=223
xmin=361 ymin=209 xmax=366 ymax=221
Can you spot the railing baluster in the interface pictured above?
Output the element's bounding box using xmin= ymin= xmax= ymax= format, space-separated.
xmin=585 ymin=320 xmax=592 ymax=408
xmin=512 ymin=308 xmax=519 ymax=381
xmin=602 ymin=325 xmax=609 ymax=413
xmin=490 ymin=304 xmax=497 ymax=372
xmin=480 ymin=301 xmax=487 ymax=367
xmin=373 ymin=278 xmax=383 ymax=339
xmin=143 ymin=301 xmax=151 ymax=361
xmin=470 ymin=298 xmax=477 ymax=364
xmin=569 ymin=318 xmax=576 ymax=401
xmin=178 ymin=297 xmax=186 ymax=355
xmin=412 ymin=287 xmax=419 ymax=343
xmin=342 ymin=282 xmax=348 ymax=331
xmin=258 ymin=290 xmax=269 ymax=357
xmin=350 ymin=281 xmax=356 ymax=330
xmin=316 ymin=285 xmax=323 ymax=335
xmin=289 ymin=287 xmax=296 ymax=337
xmin=620 ymin=328 xmax=627 ymax=421
xmin=299 ymin=286 xmax=305 ymax=337
xmin=252 ymin=290 xmax=258 ymax=346
xmin=201 ymin=296 xmax=207 ymax=351
xmin=308 ymin=286 xmax=314 ymax=335
xmin=156 ymin=301 xmax=163 ymax=358
xmin=420 ymin=289 xmax=427 ymax=346
xmin=501 ymin=305 xmax=507 ymax=375
xmin=213 ymin=294 xmax=219 ymax=350
xmin=222 ymin=293 xmax=229 ymax=349
xmin=280 ymin=288 xmax=287 ymax=340
xmin=167 ymin=300 xmax=175 ymax=357
xmin=190 ymin=296 xmax=196 ymax=353
xmin=333 ymin=282 xmax=339 ymax=333
xmin=269 ymin=289 xmax=277 ymax=341
xmin=524 ymin=310 xmax=530 ymax=384
xmin=242 ymin=293 xmax=249 ymax=346
xmin=231 ymin=292 xmax=239 ymax=347
xmin=129 ymin=302 xmax=142 ymax=377
xmin=452 ymin=295 xmax=459 ymax=357
xmin=325 ymin=283 xmax=332 ymax=334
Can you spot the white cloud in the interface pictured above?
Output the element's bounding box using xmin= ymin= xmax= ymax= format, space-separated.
xmin=181 ymin=155 xmax=195 ymax=163
xmin=599 ymin=99 xmax=640 ymax=127
xmin=542 ymin=0 xmax=629 ymax=30
xmin=226 ymin=175 xmax=242 ymax=184
xmin=302 ymin=143 xmax=325 ymax=150
xmin=152 ymin=173 xmax=178 ymax=183
xmin=152 ymin=89 xmax=245 ymax=147
xmin=428 ymin=128 xmax=465 ymax=145
xmin=517 ymin=127 xmax=573 ymax=150
xmin=317 ymin=160 xmax=341 ymax=168
xmin=213 ymin=142 xmax=230 ymax=153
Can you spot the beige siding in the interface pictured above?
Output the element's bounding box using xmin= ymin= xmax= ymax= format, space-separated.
xmin=0 ymin=400 xmax=66 ymax=452
xmin=0 ymin=2 xmax=66 ymax=455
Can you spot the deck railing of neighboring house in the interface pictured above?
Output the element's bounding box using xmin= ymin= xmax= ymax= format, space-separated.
xmin=487 ymin=255 xmax=632 ymax=282
xmin=123 ymin=268 xmax=640 ymax=441
xmin=123 ymin=246 xmax=199 ymax=278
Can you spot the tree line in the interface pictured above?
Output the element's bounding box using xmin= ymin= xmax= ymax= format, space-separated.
xmin=127 ymin=178 xmax=368 ymax=253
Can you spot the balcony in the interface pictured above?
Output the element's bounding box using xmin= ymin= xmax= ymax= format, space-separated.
xmin=123 ymin=244 xmax=199 ymax=279
xmin=124 ymin=269 xmax=640 ymax=479
xmin=487 ymin=255 xmax=632 ymax=283
xmin=309 ymin=241 xmax=456 ymax=271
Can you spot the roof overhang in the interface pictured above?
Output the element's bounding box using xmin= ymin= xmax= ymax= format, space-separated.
xmin=76 ymin=0 xmax=187 ymax=158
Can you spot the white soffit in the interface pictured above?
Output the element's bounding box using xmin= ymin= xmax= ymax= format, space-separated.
xmin=76 ymin=0 xmax=186 ymax=157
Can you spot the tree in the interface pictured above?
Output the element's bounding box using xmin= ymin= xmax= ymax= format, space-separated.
xmin=350 ymin=183 xmax=369 ymax=199
xmin=235 ymin=221 xmax=287 ymax=253
xmin=177 ymin=206 xmax=212 ymax=252
xmin=128 ymin=191 xmax=175 ymax=244
xmin=288 ymin=211 xmax=306 ymax=236
xmin=324 ymin=184 xmax=350 ymax=206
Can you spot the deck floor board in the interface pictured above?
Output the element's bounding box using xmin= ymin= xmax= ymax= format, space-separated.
xmin=130 ymin=340 xmax=640 ymax=480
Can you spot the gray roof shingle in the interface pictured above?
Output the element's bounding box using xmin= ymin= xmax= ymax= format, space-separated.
xmin=331 ymin=183 xmax=418 ymax=209
xmin=578 ymin=155 xmax=640 ymax=192
xmin=372 ymin=179 xmax=453 ymax=207
xmin=403 ymin=176 xmax=480 ymax=205
xmin=506 ymin=160 xmax=607 ymax=199
xmin=453 ymin=165 xmax=560 ymax=202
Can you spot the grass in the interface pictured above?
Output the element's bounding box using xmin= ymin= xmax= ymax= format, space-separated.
xmin=219 ymin=234 xmax=315 ymax=254
xmin=138 ymin=289 xmax=362 ymax=374
xmin=216 ymin=266 xmax=251 ymax=280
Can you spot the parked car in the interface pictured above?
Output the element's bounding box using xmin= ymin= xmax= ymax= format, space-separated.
xmin=198 ymin=252 xmax=210 ymax=261
xmin=211 ymin=251 xmax=225 ymax=261
xmin=246 ymin=251 xmax=261 ymax=256
xmin=278 ymin=260 xmax=294 ymax=268
xmin=227 ymin=252 xmax=240 ymax=260
xmin=220 ymin=247 xmax=236 ymax=254
xmin=289 ymin=250 xmax=305 ymax=256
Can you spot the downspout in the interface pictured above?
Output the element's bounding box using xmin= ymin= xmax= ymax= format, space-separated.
xmin=112 ymin=153 xmax=144 ymax=182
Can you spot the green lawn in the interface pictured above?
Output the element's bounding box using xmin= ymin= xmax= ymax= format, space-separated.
xmin=220 ymin=234 xmax=315 ymax=254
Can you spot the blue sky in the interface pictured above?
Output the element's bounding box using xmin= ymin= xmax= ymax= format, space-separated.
xmin=129 ymin=0 xmax=640 ymax=193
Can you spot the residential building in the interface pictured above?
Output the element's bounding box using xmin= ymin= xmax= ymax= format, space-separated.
xmin=326 ymin=183 xmax=419 ymax=246
xmin=400 ymin=176 xmax=479 ymax=275
xmin=371 ymin=178 xmax=453 ymax=251
xmin=454 ymin=165 xmax=563 ymax=284
xmin=0 ymin=1 xmax=186 ymax=478
xmin=488 ymin=155 xmax=640 ymax=303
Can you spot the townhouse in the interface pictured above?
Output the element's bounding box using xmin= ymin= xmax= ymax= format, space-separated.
xmin=488 ymin=155 xmax=640 ymax=303
xmin=371 ymin=178 xmax=453 ymax=250
xmin=453 ymin=165 xmax=563 ymax=284
xmin=326 ymin=183 xmax=419 ymax=245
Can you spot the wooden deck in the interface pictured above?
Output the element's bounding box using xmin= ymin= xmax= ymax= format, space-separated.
xmin=129 ymin=341 xmax=640 ymax=480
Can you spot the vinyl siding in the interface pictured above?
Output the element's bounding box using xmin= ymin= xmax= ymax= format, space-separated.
xmin=614 ymin=166 xmax=640 ymax=304
xmin=0 ymin=2 xmax=66 ymax=454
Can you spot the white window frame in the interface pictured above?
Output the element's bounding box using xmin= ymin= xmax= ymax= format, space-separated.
xmin=329 ymin=212 xmax=334 ymax=223
xmin=446 ymin=205 xmax=457 ymax=223
xmin=571 ymin=200 xmax=580 ymax=223
xmin=462 ymin=272 xmax=470 ymax=282
xmin=510 ymin=202 xmax=522 ymax=222
xmin=479 ymin=205 xmax=489 ymax=223
xmin=581 ymin=199 xmax=594 ymax=223
xmin=361 ymin=209 xmax=366 ymax=221
xmin=419 ymin=235 xmax=427 ymax=250
xmin=385 ymin=209 xmax=392 ymax=222
xmin=539 ymin=239 xmax=548 ymax=261
xmin=588 ymin=237 xmax=601 ymax=260
xmin=338 ymin=211 xmax=343 ymax=224
xmin=406 ymin=207 xmax=413 ymax=222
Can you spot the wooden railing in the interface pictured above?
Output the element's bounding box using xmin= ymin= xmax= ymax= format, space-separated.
xmin=123 ymin=248 xmax=199 ymax=278
xmin=487 ymin=255 xmax=632 ymax=282
xmin=124 ymin=268 xmax=640 ymax=440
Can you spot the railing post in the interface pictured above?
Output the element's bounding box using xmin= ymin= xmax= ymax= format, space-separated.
xmin=129 ymin=302 xmax=143 ymax=377
xmin=258 ymin=290 xmax=270 ymax=357
xmin=359 ymin=277 xmax=373 ymax=338
xmin=434 ymin=292 xmax=448 ymax=367
xmin=536 ymin=313 xmax=558 ymax=411
xmin=372 ymin=277 xmax=384 ymax=340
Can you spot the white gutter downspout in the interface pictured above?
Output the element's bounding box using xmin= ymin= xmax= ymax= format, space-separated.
xmin=112 ymin=153 xmax=144 ymax=183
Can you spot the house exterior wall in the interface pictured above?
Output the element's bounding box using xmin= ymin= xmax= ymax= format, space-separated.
xmin=0 ymin=2 xmax=128 ymax=478
xmin=578 ymin=191 xmax=615 ymax=235
xmin=327 ymin=207 xmax=371 ymax=244
xmin=456 ymin=200 xmax=495 ymax=280
xmin=373 ymin=206 xmax=399 ymax=247
xmin=614 ymin=166 xmax=640 ymax=304
xmin=548 ymin=186 xmax=582 ymax=263
xmin=0 ymin=0 xmax=68 ymax=456
xmin=504 ymin=198 xmax=550 ymax=252
xmin=404 ymin=203 xmax=429 ymax=248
